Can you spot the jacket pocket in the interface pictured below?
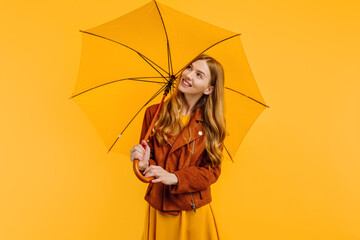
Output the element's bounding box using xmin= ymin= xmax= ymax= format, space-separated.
xmin=199 ymin=190 xmax=203 ymax=200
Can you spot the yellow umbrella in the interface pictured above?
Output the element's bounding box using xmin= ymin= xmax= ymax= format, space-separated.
xmin=70 ymin=0 xmax=269 ymax=182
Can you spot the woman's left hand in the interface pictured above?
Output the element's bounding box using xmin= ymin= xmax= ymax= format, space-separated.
xmin=143 ymin=165 xmax=178 ymax=185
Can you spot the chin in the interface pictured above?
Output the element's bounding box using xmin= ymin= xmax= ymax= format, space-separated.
xmin=177 ymin=86 xmax=186 ymax=94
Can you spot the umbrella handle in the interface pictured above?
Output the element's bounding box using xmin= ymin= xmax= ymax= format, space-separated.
xmin=133 ymin=159 xmax=155 ymax=183
xmin=132 ymin=92 xmax=168 ymax=183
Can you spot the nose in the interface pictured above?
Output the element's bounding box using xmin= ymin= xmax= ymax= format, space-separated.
xmin=185 ymin=70 xmax=194 ymax=80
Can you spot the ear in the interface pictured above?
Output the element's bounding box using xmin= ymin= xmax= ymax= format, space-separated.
xmin=204 ymin=85 xmax=214 ymax=95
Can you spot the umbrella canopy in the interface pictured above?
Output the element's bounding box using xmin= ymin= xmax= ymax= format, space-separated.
xmin=70 ymin=0 xmax=269 ymax=163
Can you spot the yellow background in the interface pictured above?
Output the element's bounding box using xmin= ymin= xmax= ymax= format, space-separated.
xmin=1 ymin=0 xmax=359 ymax=239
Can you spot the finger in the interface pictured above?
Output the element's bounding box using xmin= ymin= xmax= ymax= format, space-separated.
xmin=131 ymin=146 xmax=140 ymax=153
xmin=135 ymin=152 xmax=144 ymax=158
xmin=151 ymin=178 xmax=161 ymax=183
xmin=144 ymin=168 xmax=159 ymax=176
xmin=145 ymin=169 xmax=159 ymax=178
xmin=142 ymin=140 xmax=150 ymax=151
xmin=134 ymin=145 xmax=145 ymax=154
xmin=133 ymin=152 xmax=144 ymax=160
xmin=145 ymin=170 xmax=162 ymax=178
xmin=141 ymin=140 xmax=148 ymax=147
xmin=144 ymin=170 xmax=154 ymax=178
xmin=143 ymin=166 xmax=152 ymax=175
xmin=132 ymin=153 xmax=142 ymax=161
xmin=141 ymin=141 xmax=151 ymax=151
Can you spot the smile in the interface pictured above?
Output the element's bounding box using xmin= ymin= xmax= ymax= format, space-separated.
xmin=181 ymin=79 xmax=192 ymax=87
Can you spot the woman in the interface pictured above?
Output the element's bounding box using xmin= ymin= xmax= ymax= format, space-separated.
xmin=130 ymin=54 xmax=226 ymax=240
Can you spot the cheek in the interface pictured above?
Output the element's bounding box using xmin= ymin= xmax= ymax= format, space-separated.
xmin=195 ymin=82 xmax=207 ymax=89
xmin=181 ymin=69 xmax=189 ymax=76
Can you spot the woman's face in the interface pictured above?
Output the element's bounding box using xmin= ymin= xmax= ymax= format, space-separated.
xmin=178 ymin=59 xmax=214 ymax=98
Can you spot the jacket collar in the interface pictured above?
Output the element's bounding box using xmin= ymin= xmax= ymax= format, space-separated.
xmin=167 ymin=107 xmax=204 ymax=156
xmin=192 ymin=106 xmax=204 ymax=122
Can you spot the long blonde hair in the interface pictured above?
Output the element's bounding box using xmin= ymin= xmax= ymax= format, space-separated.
xmin=151 ymin=54 xmax=226 ymax=168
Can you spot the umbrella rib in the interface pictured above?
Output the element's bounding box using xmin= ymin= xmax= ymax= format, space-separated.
xmin=174 ymin=34 xmax=241 ymax=77
xmin=153 ymin=0 xmax=173 ymax=76
xmin=79 ymin=30 xmax=169 ymax=76
xmin=225 ymin=87 xmax=270 ymax=108
xmin=167 ymin=41 xmax=173 ymax=76
xmin=69 ymin=77 xmax=167 ymax=99
xmin=136 ymin=53 xmax=169 ymax=83
xmin=224 ymin=145 xmax=234 ymax=163
xmin=107 ymin=84 xmax=167 ymax=153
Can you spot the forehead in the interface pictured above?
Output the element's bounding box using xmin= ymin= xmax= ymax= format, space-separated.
xmin=191 ymin=59 xmax=210 ymax=76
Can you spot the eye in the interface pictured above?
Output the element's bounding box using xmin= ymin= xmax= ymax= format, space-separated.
xmin=197 ymin=73 xmax=203 ymax=78
xmin=187 ymin=65 xmax=192 ymax=69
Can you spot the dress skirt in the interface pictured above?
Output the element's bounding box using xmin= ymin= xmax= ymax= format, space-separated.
xmin=141 ymin=203 xmax=221 ymax=240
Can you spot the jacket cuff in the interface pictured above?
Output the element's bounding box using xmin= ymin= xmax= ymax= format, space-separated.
xmin=168 ymin=164 xmax=221 ymax=194
xmin=169 ymin=172 xmax=181 ymax=193
xmin=168 ymin=168 xmax=209 ymax=194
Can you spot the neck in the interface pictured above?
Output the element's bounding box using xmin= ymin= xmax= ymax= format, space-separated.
xmin=182 ymin=93 xmax=202 ymax=115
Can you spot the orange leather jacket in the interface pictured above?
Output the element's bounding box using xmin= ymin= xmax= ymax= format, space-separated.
xmin=139 ymin=103 xmax=222 ymax=216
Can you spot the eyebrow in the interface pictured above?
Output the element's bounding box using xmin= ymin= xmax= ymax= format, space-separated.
xmin=190 ymin=63 xmax=206 ymax=76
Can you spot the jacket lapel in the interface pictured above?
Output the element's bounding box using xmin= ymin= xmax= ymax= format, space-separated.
xmin=167 ymin=107 xmax=204 ymax=156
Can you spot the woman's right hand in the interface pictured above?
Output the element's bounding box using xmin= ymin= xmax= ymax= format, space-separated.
xmin=130 ymin=140 xmax=150 ymax=171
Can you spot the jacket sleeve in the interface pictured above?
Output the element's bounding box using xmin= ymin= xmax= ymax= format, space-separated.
xmin=169 ymin=147 xmax=222 ymax=194
xmin=139 ymin=106 xmax=157 ymax=166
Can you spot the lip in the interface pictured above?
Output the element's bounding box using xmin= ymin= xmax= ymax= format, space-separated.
xmin=181 ymin=79 xmax=192 ymax=87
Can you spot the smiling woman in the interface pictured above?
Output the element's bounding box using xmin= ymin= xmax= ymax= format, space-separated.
xmin=130 ymin=54 xmax=226 ymax=239
xmin=178 ymin=60 xmax=215 ymax=114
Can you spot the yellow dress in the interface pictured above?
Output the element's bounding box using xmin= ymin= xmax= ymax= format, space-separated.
xmin=141 ymin=203 xmax=221 ymax=240
xmin=141 ymin=115 xmax=221 ymax=240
